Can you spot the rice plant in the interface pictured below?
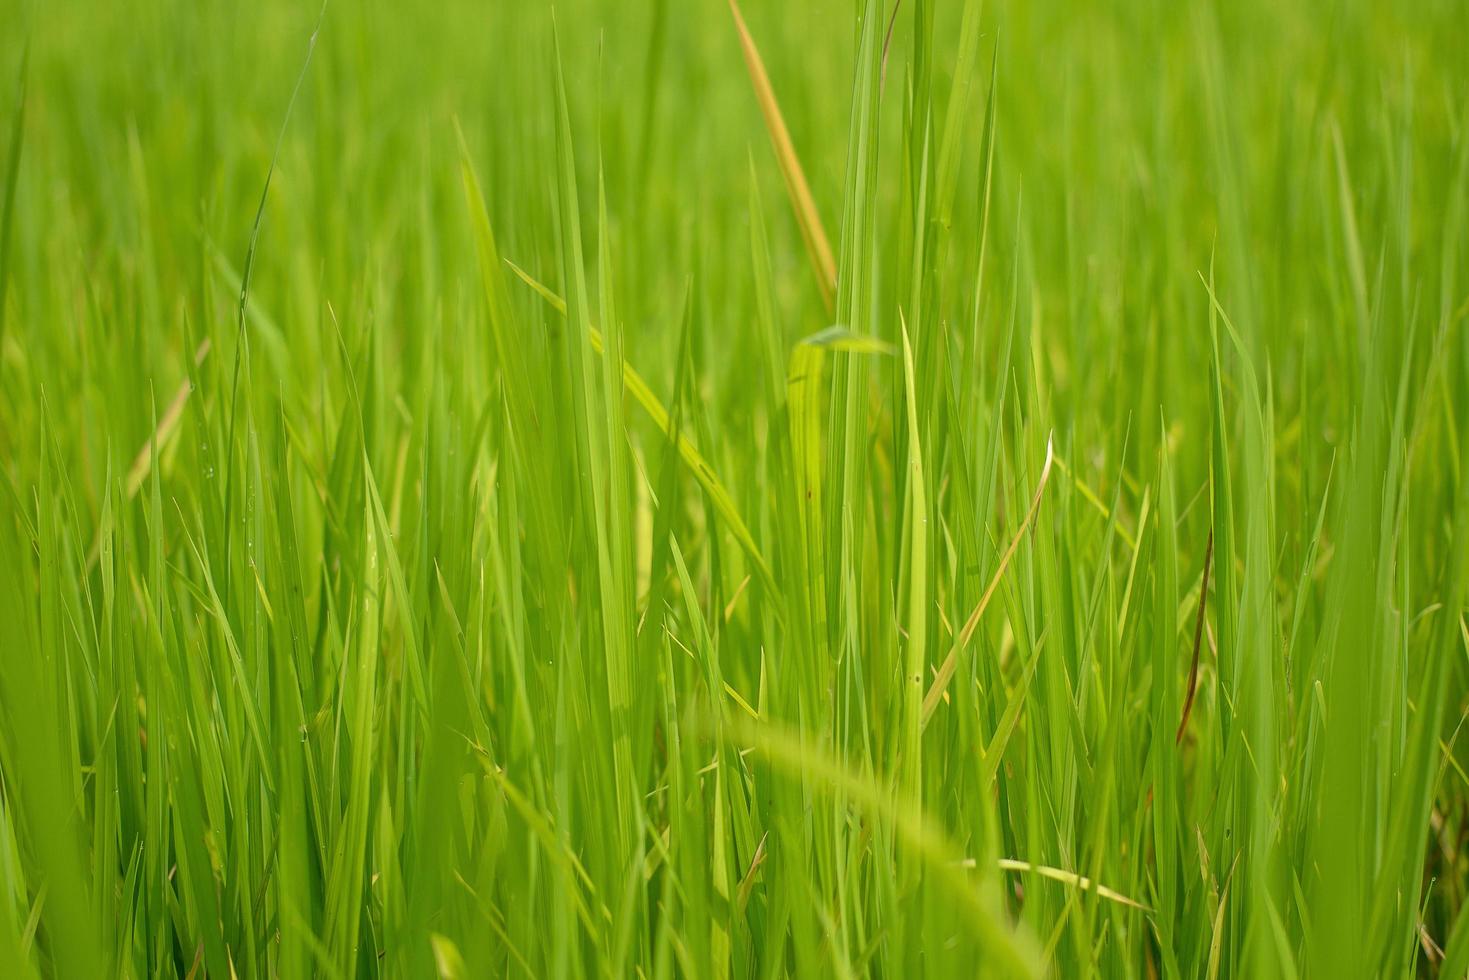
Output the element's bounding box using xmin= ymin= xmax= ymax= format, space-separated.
xmin=1 ymin=0 xmax=1467 ymax=975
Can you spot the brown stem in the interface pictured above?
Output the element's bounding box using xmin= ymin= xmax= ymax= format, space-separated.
xmin=1176 ymin=528 xmax=1214 ymax=745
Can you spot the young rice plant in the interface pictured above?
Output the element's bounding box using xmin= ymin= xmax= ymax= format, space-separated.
xmin=1 ymin=0 xmax=1467 ymax=975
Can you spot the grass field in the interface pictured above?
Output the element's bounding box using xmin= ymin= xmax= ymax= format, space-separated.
xmin=2 ymin=0 xmax=1468 ymax=975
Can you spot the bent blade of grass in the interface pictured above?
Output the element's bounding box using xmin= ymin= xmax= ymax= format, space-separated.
xmin=719 ymin=714 xmax=1042 ymax=977
xmin=504 ymin=257 xmax=777 ymax=600
xmin=992 ymin=859 xmax=1150 ymax=913
xmin=799 ymin=324 xmax=894 ymax=355
xmin=922 ymin=433 xmax=1053 ymax=728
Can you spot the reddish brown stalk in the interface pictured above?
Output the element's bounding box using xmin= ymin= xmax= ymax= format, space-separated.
xmin=879 ymin=0 xmax=903 ymax=92
xmin=1176 ymin=529 xmax=1214 ymax=745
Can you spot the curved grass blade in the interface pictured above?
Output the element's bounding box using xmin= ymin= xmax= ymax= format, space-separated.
xmin=994 ymin=859 xmax=1150 ymax=913
xmin=922 ymin=433 xmax=1053 ymax=727
xmin=720 ymin=714 xmax=1043 ymax=977
xmin=503 ymin=257 xmax=778 ymax=601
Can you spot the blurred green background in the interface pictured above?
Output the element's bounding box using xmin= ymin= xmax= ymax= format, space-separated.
xmin=1 ymin=0 xmax=1468 ymax=976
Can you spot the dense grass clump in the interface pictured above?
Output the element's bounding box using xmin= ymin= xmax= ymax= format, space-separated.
xmin=2 ymin=0 xmax=1468 ymax=975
